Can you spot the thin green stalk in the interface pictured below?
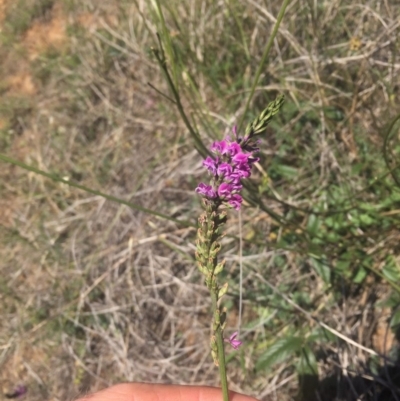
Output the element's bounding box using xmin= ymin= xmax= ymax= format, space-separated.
xmin=361 ymin=250 xmax=400 ymax=294
xmin=383 ymin=112 xmax=400 ymax=188
xmin=195 ymin=202 xmax=230 ymax=400
xmin=153 ymin=0 xmax=178 ymax=87
xmin=212 ymin=291 xmax=229 ymax=401
xmin=149 ymin=0 xmax=209 ymax=157
xmin=152 ymin=35 xmax=209 ymax=158
xmin=0 ymin=152 xmax=194 ymax=228
xmin=238 ymin=0 xmax=291 ymax=133
xmin=227 ymin=0 xmax=250 ymax=61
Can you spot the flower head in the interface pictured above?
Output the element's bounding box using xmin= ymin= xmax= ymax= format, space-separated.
xmin=224 ymin=331 xmax=242 ymax=350
xmin=196 ymin=126 xmax=260 ymax=210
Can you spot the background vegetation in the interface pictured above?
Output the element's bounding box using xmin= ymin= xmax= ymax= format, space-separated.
xmin=0 ymin=0 xmax=399 ymax=400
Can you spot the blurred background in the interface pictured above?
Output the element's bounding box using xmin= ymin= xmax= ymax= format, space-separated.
xmin=0 ymin=1 xmax=400 ymax=400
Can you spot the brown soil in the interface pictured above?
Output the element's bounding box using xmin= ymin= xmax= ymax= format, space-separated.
xmin=23 ymin=2 xmax=68 ymax=61
xmin=6 ymin=72 xmax=36 ymax=95
xmin=0 ymin=0 xmax=7 ymax=23
xmin=1 ymin=2 xmax=69 ymax=96
xmin=372 ymin=308 xmax=396 ymax=355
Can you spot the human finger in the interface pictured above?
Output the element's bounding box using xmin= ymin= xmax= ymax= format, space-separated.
xmin=76 ymin=382 xmax=259 ymax=401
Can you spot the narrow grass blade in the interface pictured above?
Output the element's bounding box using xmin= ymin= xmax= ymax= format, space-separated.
xmin=0 ymin=153 xmax=194 ymax=228
xmin=238 ymin=0 xmax=291 ymax=132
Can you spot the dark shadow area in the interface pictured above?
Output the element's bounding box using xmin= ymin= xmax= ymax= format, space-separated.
xmin=298 ymin=324 xmax=400 ymax=401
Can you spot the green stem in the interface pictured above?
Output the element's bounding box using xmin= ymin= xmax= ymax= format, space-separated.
xmin=0 ymin=152 xmax=193 ymax=228
xmin=211 ymin=291 xmax=229 ymax=401
xmin=153 ymin=0 xmax=177 ymax=87
xmin=153 ymin=36 xmax=209 ymax=158
xmin=383 ymin=112 xmax=400 ymax=188
xmin=238 ymin=0 xmax=291 ymax=133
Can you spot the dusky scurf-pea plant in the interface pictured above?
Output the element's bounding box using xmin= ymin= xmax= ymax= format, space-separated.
xmin=195 ymin=95 xmax=284 ymax=401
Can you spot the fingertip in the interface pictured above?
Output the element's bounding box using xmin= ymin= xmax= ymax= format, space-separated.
xmin=75 ymin=383 xmax=259 ymax=401
xmin=76 ymin=383 xmax=136 ymax=401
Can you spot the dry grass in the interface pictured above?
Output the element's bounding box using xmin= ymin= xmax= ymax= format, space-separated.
xmin=0 ymin=1 xmax=400 ymax=401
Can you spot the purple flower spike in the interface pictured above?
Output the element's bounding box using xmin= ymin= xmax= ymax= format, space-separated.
xmin=196 ymin=125 xmax=260 ymax=210
xmin=195 ymin=183 xmax=217 ymax=198
xmin=225 ymin=331 xmax=242 ymax=350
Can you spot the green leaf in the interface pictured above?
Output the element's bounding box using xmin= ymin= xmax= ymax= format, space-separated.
xmin=390 ymin=309 xmax=400 ymax=329
xmin=307 ymin=214 xmax=320 ymax=235
xmin=323 ymin=106 xmax=344 ymax=121
xmin=376 ymin=291 xmax=400 ymax=309
xmin=353 ymin=266 xmax=367 ymax=283
xmin=296 ymin=346 xmax=318 ymax=376
xmin=382 ymin=257 xmax=400 ymax=282
xmin=275 ymin=164 xmax=298 ymax=179
xmin=256 ymin=336 xmax=303 ymax=371
xmin=335 ymin=253 xmax=352 ymax=275
xmin=359 ymin=214 xmax=374 ymax=225
xmin=307 ymin=326 xmax=336 ymax=343
xmin=311 ymin=257 xmax=331 ymax=284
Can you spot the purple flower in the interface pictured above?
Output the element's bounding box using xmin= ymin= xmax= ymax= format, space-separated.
xmin=211 ymin=140 xmax=228 ymax=155
xmin=217 ymin=162 xmax=232 ymax=177
xmin=226 ymin=142 xmax=241 ymax=156
xmin=248 ymin=156 xmax=260 ymax=165
xmin=203 ymin=156 xmax=218 ymax=174
xmin=230 ymin=178 xmax=243 ymax=191
xmin=233 ymin=164 xmax=251 ymax=178
xmin=227 ymin=194 xmax=242 ymax=210
xmin=5 ymin=385 xmax=27 ymax=398
xmin=232 ymin=152 xmax=250 ymax=164
xmin=195 ymin=183 xmax=217 ymax=198
xmin=217 ymin=182 xmax=233 ymax=198
xmin=224 ymin=331 xmax=242 ymax=349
